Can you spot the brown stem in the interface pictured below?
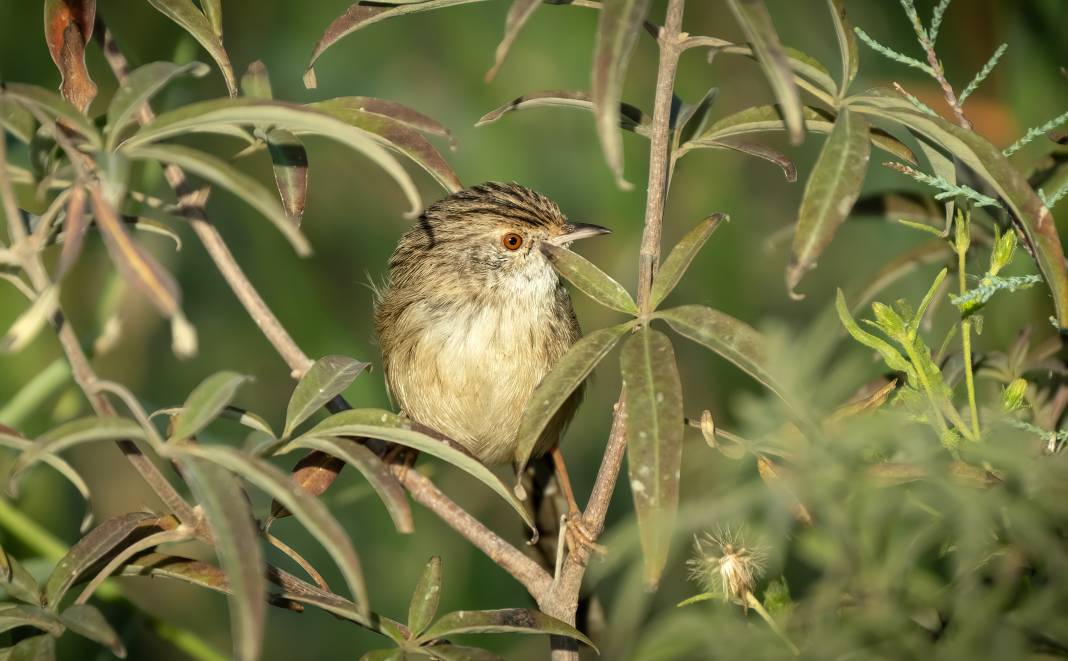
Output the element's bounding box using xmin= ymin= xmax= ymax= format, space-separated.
xmin=95 ymin=17 xmax=545 ymax=599
xmin=544 ymin=2 xmax=686 ymax=658
xmin=915 ymin=28 xmax=971 ymax=130
xmin=0 ymin=135 xmax=197 ymax=527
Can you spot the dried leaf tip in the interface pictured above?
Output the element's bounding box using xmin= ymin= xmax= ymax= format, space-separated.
xmin=687 ymin=527 xmax=767 ymax=608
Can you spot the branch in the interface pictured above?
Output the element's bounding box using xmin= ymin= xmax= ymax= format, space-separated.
xmin=542 ymin=2 xmax=686 ymax=658
xmin=0 ymin=132 xmax=197 ymax=527
xmin=94 ymin=16 xmax=546 ymax=599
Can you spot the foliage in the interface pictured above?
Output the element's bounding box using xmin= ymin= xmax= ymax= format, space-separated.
xmin=1 ymin=0 xmax=1067 ymax=660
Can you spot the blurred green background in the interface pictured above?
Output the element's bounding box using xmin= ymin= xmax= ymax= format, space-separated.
xmin=1 ymin=0 xmax=1067 ymax=658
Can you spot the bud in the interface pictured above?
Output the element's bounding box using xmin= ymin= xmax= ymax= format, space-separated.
xmin=989 ymin=227 xmax=1018 ymax=276
xmin=953 ymin=208 xmax=971 ymax=254
xmin=1001 ymin=378 xmax=1028 ymax=412
xmin=871 ymin=302 xmax=907 ymax=340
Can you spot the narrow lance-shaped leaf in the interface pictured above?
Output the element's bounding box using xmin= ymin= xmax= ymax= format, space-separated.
xmin=200 ymin=0 xmax=223 ymax=36
xmin=621 ymin=328 xmax=684 ymax=589
xmin=408 ymin=556 xmax=442 ymax=637
xmin=654 ymin=305 xmax=787 ymax=398
xmin=44 ymin=0 xmax=97 ymax=112
xmin=788 ymin=109 xmax=871 ymax=298
xmin=124 ymin=143 xmax=311 ymax=255
xmin=168 ymin=443 xmax=370 ymax=614
xmin=241 ymin=61 xmax=310 ymax=226
xmin=276 ymin=434 xmax=413 ymax=534
xmin=307 ymin=98 xmax=461 ymax=193
xmin=146 ymin=0 xmax=237 ymax=95
xmin=59 ymin=604 xmax=126 ymax=658
xmin=44 ymin=512 xmax=167 ymax=608
xmin=0 ymin=604 xmax=65 ymax=636
xmin=177 ymin=457 xmax=266 ymax=661
xmin=322 ymin=96 xmax=455 ymax=145
xmin=2 ymin=83 xmax=100 ymax=146
xmin=0 ymin=428 xmax=93 ymax=533
xmin=834 ymin=289 xmax=916 ymax=376
xmin=171 ymin=371 xmax=250 ymax=441
xmin=486 ymin=0 xmax=541 ymax=82
xmin=4 ymin=635 xmax=56 ymax=660
xmin=540 ymin=243 xmax=637 ymax=315
xmin=0 ymin=286 xmax=59 ymax=354
xmin=9 ymin=417 xmax=150 ymax=494
xmin=592 ymin=0 xmax=652 ymax=188
xmin=827 ymin=0 xmax=858 ymax=95
xmin=683 ymin=104 xmax=914 ymax=163
xmin=650 ymin=214 xmax=726 ymax=309
xmin=848 ymin=90 xmax=1068 ymax=328
xmin=285 ymin=355 xmax=369 ymax=438
xmin=1 ymin=97 xmax=37 ymax=143
xmin=2 ymin=548 xmax=43 ymax=605
xmin=725 ymin=0 xmax=804 ymax=145
xmin=104 ymin=61 xmax=211 ymax=150
xmin=513 ymin=321 xmax=634 ymax=476
xmin=418 ymin=609 xmax=596 ymax=649
xmin=477 ymin=90 xmax=651 ymax=137
xmin=87 ymin=185 xmax=183 ymax=321
xmin=56 ymin=184 xmax=88 ymax=280
xmin=121 ymin=98 xmax=422 ymax=217
xmin=304 ymin=0 xmax=490 ymax=88
xmin=702 ymin=138 xmax=797 ymax=182
xmin=292 ymin=409 xmax=535 ymax=530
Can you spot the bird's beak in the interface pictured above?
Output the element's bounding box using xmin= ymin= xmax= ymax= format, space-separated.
xmin=549 ymin=222 xmax=612 ymax=246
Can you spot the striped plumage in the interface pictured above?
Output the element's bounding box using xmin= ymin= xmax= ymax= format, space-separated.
xmin=374 ymin=182 xmax=589 ymax=467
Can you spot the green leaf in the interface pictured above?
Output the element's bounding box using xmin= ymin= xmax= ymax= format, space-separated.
xmin=265 ymin=129 xmax=309 ymax=226
xmin=315 ymin=97 xmax=455 ymax=144
xmin=87 ymin=187 xmax=184 ymax=324
xmin=104 ymin=61 xmax=210 ymax=150
xmin=620 ymin=328 xmax=684 ymax=589
xmin=486 ymin=0 xmax=541 ymax=82
xmin=513 ymin=322 xmax=634 ymax=475
xmin=1 ymin=83 xmax=99 ymax=147
xmin=827 ymin=0 xmax=858 ymax=95
xmin=834 ymin=289 xmax=915 ymax=376
xmin=420 ymin=646 xmax=503 ymax=661
xmin=540 ymin=243 xmax=637 ymax=314
xmin=304 ymin=0 xmax=490 ymax=88
xmin=167 ymin=443 xmax=370 ymax=614
xmin=849 ymin=90 xmax=1068 ymax=328
xmin=650 ymin=214 xmax=726 ymax=309
xmin=0 ymin=97 xmax=37 ymax=144
xmin=682 ymin=105 xmax=913 ymax=164
xmin=911 ymin=267 xmax=949 ymax=337
xmin=176 ymin=458 xmax=265 ymax=661
xmin=3 ymin=634 xmax=56 ymax=661
xmin=44 ymin=512 xmax=165 ymax=608
xmin=477 ymin=90 xmax=650 ymax=137
xmin=0 ymin=605 xmax=64 ymax=636
xmin=418 ymin=609 xmax=595 ymax=649
xmin=146 ymin=0 xmax=237 ymax=95
xmin=407 ymin=556 xmax=442 ymax=637
xmin=9 ymin=418 xmax=149 ymax=495
xmin=695 ymin=138 xmax=797 ymax=182
xmin=291 ymin=410 xmax=535 ymax=531
xmin=200 ymin=0 xmax=223 ymax=36
xmin=788 ymin=109 xmax=871 ymax=297
xmin=124 ymin=143 xmax=310 ymax=256
xmin=307 ymin=98 xmax=461 ymax=193
xmin=284 ymin=356 xmax=370 ymax=438
xmin=171 ymin=371 xmax=250 ymax=441
xmin=592 ymin=0 xmax=651 ymax=188
xmin=725 ymin=0 xmax=804 ymax=145
xmin=275 ymin=434 xmax=412 ymax=534
xmin=2 ymin=550 xmax=42 ymax=605
xmin=655 ymin=305 xmax=792 ymax=405
xmin=0 ymin=430 xmax=93 ymax=533
xmin=58 ymin=604 xmax=126 ymax=658
xmin=122 ymin=98 xmax=421 ymax=217
xmin=0 ymin=286 xmax=59 ymax=354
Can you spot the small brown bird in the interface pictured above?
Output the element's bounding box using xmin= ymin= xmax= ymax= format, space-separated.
xmin=374 ymin=181 xmax=609 ymax=500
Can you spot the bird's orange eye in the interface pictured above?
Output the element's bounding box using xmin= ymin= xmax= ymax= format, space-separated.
xmin=502 ymin=232 xmax=524 ymax=251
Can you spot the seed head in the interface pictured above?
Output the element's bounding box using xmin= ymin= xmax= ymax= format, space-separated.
xmin=687 ymin=527 xmax=768 ymax=606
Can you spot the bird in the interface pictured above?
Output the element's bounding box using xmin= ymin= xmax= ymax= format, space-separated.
xmin=374 ymin=181 xmax=610 ymax=538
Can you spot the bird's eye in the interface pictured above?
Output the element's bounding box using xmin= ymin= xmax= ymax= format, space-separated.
xmin=502 ymin=232 xmax=524 ymax=251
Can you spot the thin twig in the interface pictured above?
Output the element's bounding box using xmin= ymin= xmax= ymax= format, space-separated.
xmin=542 ymin=2 xmax=686 ymax=659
